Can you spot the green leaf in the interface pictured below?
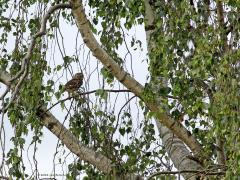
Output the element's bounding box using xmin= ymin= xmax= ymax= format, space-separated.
xmin=119 ymin=128 xmax=125 ymax=136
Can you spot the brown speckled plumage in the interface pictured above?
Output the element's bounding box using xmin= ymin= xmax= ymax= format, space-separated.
xmin=64 ymin=73 xmax=83 ymax=93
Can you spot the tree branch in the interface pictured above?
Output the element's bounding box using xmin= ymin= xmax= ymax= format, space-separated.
xmin=1 ymin=70 xmax=114 ymax=173
xmin=42 ymin=89 xmax=133 ymax=113
xmin=37 ymin=107 xmax=113 ymax=174
xmin=147 ymin=169 xmax=225 ymax=180
xmin=70 ymin=0 xmax=204 ymax=160
xmin=44 ymin=89 xmax=177 ymax=114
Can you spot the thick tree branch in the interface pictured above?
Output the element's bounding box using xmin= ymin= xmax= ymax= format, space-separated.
xmin=37 ymin=107 xmax=113 ymax=174
xmin=70 ymin=0 xmax=204 ymax=160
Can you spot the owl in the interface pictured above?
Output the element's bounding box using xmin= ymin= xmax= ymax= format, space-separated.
xmin=64 ymin=73 xmax=84 ymax=94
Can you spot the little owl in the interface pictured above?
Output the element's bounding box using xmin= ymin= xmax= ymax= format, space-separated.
xmin=64 ymin=73 xmax=84 ymax=94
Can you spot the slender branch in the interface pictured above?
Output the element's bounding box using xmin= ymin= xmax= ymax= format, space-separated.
xmin=43 ymin=89 xmax=178 ymax=115
xmin=42 ymin=89 xmax=135 ymax=114
xmin=147 ymin=169 xmax=225 ymax=180
xmin=0 ymin=176 xmax=9 ymax=180
xmin=82 ymin=89 xmax=131 ymax=95
xmin=83 ymin=89 xmax=177 ymax=99
xmin=114 ymin=95 xmax=137 ymax=139
xmin=3 ymin=66 xmax=28 ymax=112
xmin=10 ymin=3 xmax=72 ymax=83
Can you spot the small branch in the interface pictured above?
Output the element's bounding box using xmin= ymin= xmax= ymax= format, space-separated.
xmin=2 ymin=66 xmax=28 ymax=112
xmin=147 ymin=169 xmax=225 ymax=180
xmin=0 ymin=176 xmax=9 ymax=180
xmin=42 ymin=89 xmax=135 ymax=114
xmin=115 ymin=95 xmax=137 ymax=136
xmin=82 ymin=89 xmax=131 ymax=95
xmin=44 ymin=88 xmax=178 ymax=114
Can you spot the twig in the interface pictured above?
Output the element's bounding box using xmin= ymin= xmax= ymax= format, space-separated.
xmin=112 ymin=95 xmax=136 ymax=148
xmin=0 ymin=176 xmax=9 ymax=180
xmin=42 ymin=89 xmax=134 ymax=114
xmin=147 ymin=169 xmax=225 ymax=180
xmin=43 ymin=88 xmax=178 ymax=114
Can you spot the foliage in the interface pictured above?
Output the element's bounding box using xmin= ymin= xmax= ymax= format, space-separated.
xmin=147 ymin=0 xmax=240 ymax=177
xmin=0 ymin=0 xmax=239 ymax=179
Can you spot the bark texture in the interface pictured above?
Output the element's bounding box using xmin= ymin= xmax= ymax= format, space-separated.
xmin=144 ymin=0 xmax=204 ymax=179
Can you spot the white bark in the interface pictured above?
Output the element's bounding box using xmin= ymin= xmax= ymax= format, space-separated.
xmin=144 ymin=0 xmax=204 ymax=179
xmin=38 ymin=107 xmax=113 ymax=174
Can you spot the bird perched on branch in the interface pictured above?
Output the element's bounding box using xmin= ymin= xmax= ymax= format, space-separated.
xmin=64 ymin=73 xmax=84 ymax=95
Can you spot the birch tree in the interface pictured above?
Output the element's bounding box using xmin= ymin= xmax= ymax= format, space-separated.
xmin=0 ymin=0 xmax=239 ymax=179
